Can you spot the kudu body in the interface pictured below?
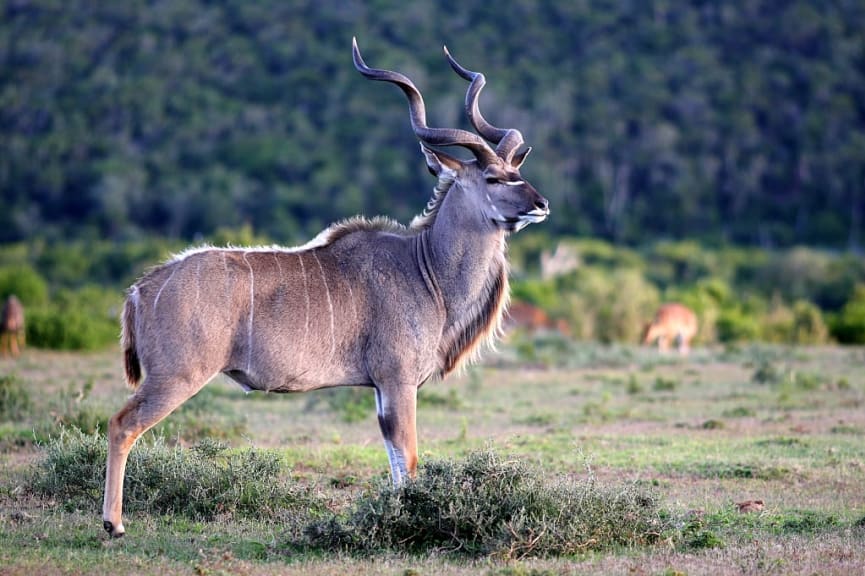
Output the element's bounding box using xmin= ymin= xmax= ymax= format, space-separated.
xmin=642 ymin=303 xmax=698 ymax=355
xmin=0 ymin=295 xmax=25 ymax=358
xmin=102 ymin=39 xmax=549 ymax=537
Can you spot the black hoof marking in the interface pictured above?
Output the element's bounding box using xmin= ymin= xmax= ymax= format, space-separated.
xmin=103 ymin=520 xmax=125 ymax=538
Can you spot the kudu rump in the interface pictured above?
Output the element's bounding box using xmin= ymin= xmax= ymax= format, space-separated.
xmin=102 ymin=39 xmax=549 ymax=537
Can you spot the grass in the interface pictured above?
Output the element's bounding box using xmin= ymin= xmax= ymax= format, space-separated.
xmin=1 ymin=343 xmax=864 ymax=574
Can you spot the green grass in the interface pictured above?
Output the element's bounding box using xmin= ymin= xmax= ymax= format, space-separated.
xmin=1 ymin=343 xmax=864 ymax=574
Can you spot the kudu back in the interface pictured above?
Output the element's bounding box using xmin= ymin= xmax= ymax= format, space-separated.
xmin=103 ymin=39 xmax=549 ymax=538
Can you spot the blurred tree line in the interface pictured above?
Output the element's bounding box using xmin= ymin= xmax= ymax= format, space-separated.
xmin=2 ymin=0 xmax=864 ymax=248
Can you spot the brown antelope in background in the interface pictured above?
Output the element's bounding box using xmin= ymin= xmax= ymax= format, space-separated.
xmin=642 ymin=302 xmax=698 ymax=355
xmin=504 ymin=300 xmax=570 ymax=337
xmin=102 ymin=38 xmax=549 ymax=538
xmin=0 ymin=295 xmax=25 ymax=358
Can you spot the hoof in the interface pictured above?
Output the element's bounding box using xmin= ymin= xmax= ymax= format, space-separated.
xmin=103 ymin=520 xmax=125 ymax=538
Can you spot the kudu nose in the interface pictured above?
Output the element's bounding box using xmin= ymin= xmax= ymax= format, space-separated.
xmin=534 ymin=197 xmax=550 ymax=213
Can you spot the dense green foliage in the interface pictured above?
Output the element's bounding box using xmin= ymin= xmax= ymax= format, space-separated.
xmin=2 ymin=0 xmax=864 ymax=248
xmin=509 ymin=236 xmax=864 ymax=345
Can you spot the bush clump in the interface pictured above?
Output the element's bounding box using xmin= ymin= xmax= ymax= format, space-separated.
xmin=0 ymin=374 xmax=32 ymax=421
xmin=29 ymin=428 xmax=322 ymax=522
xmin=304 ymin=450 xmax=664 ymax=558
xmin=830 ymin=284 xmax=865 ymax=344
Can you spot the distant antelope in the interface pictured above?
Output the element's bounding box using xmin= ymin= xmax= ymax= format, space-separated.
xmin=642 ymin=303 xmax=697 ymax=355
xmin=0 ymin=295 xmax=25 ymax=358
xmin=102 ymin=39 xmax=549 ymax=537
xmin=504 ymin=300 xmax=570 ymax=337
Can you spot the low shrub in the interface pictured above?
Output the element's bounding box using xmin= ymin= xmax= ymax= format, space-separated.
xmin=830 ymin=284 xmax=865 ymax=344
xmin=751 ymin=360 xmax=825 ymax=391
xmin=304 ymin=449 xmax=664 ymax=558
xmin=29 ymin=428 xmax=322 ymax=523
xmin=771 ymin=510 xmax=842 ymax=535
xmin=653 ymin=377 xmax=678 ymax=392
xmin=0 ymin=374 xmax=32 ymax=421
xmin=715 ymin=308 xmax=761 ymax=343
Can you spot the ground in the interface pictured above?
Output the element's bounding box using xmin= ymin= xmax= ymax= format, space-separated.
xmin=1 ymin=338 xmax=863 ymax=574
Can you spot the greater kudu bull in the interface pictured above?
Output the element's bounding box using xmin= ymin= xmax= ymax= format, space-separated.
xmin=102 ymin=39 xmax=549 ymax=538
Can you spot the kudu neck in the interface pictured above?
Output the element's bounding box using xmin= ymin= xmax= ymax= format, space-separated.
xmin=423 ymin=182 xmax=506 ymax=311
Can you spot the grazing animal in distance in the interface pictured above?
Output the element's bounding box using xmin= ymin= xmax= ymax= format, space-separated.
xmin=735 ymin=499 xmax=765 ymax=513
xmin=101 ymin=38 xmax=549 ymax=538
xmin=642 ymin=302 xmax=698 ymax=355
xmin=0 ymin=295 xmax=25 ymax=358
xmin=504 ymin=300 xmax=570 ymax=337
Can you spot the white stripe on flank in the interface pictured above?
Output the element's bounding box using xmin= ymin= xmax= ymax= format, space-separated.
xmin=312 ymin=251 xmax=336 ymax=359
xmin=346 ymin=282 xmax=358 ymax=323
xmin=273 ymin=253 xmax=283 ymax=280
xmin=153 ymin=265 xmax=178 ymax=311
xmin=194 ymin=258 xmax=201 ymax=305
xmin=242 ymin=252 xmax=255 ymax=372
xmin=297 ymin=253 xmax=310 ymax=345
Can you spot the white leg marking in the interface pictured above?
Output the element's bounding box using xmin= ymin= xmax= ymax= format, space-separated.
xmin=243 ymin=252 xmax=255 ymax=372
xmin=297 ymin=253 xmax=310 ymax=345
xmin=384 ymin=439 xmax=406 ymax=486
xmin=312 ymin=251 xmax=336 ymax=359
xmin=153 ymin=265 xmax=178 ymax=311
xmin=375 ymin=388 xmax=404 ymax=486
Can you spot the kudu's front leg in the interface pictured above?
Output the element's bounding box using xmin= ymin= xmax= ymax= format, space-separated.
xmin=373 ymin=384 xmax=418 ymax=485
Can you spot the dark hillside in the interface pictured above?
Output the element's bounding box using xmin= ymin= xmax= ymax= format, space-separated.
xmin=2 ymin=1 xmax=864 ymax=248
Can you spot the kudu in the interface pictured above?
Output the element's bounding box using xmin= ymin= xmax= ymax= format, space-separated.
xmin=102 ymin=39 xmax=549 ymax=537
xmin=642 ymin=302 xmax=698 ymax=355
xmin=0 ymin=295 xmax=25 ymax=358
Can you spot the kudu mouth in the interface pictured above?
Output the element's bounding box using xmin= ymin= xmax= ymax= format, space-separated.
xmin=494 ymin=207 xmax=549 ymax=232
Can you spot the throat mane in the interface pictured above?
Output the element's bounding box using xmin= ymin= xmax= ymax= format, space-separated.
xmin=410 ymin=172 xmax=456 ymax=230
xmin=436 ymin=251 xmax=509 ymax=377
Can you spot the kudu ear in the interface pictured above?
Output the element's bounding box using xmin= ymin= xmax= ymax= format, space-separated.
xmin=420 ymin=143 xmax=461 ymax=178
xmin=510 ymin=146 xmax=532 ymax=169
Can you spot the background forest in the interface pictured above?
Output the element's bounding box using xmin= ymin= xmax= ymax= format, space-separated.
xmin=1 ymin=0 xmax=865 ymax=349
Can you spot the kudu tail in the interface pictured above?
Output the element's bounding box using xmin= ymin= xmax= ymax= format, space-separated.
xmin=121 ymin=288 xmax=142 ymax=388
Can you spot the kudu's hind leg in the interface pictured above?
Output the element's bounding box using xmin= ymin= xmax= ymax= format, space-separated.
xmin=9 ymin=331 xmax=20 ymax=357
xmin=103 ymin=376 xmax=207 ymax=537
xmin=374 ymin=384 xmax=418 ymax=486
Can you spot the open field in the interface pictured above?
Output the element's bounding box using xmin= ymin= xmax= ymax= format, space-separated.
xmin=1 ymin=339 xmax=864 ymax=575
